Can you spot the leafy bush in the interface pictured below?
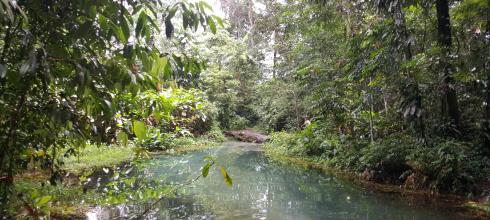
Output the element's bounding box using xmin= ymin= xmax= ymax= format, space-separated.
xmin=265 ymin=126 xmax=490 ymax=193
xmin=263 ymin=132 xmax=306 ymax=157
xmin=407 ymin=139 xmax=489 ymax=193
xmin=357 ymin=135 xmax=416 ymax=183
xmin=298 ymin=122 xmax=321 ymax=155
xmin=205 ymin=124 xmax=226 ymax=142
xmin=137 ymin=128 xmax=175 ymax=151
xmin=112 ymin=88 xmax=224 ymax=152
xmin=134 ymin=88 xmax=216 ymax=134
xmin=230 ymin=115 xmax=250 ymax=130
xmin=115 ymin=88 xmax=217 ymax=141
xmin=326 ymin=136 xmax=367 ymax=170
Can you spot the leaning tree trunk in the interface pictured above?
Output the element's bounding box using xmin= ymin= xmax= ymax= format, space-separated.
xmin=436 ymin=0 xmax=461 ymax=130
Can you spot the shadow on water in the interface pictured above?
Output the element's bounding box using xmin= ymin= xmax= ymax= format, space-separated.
xmin=86 ymin=142 xmax=471 ymax=220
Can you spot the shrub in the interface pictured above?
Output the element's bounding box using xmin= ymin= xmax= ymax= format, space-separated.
xmin=299 ymin=122 xmax=323 ymax=156
xmin=265 ymin=127 xmax=490 ymax=194
xmin=137 ymin=128 xmax=175 ymax=151
xmin=357 ymin=135 xmax=416 ymax=183
xmin=205 ymin=124 xmax=226 ymax=142
xmin=263 ymin=132 xmax=305 ymax=157
xmin=327 ymin=136 xmax=368 ymax=170
xmin=407 ymin=139 xmax=489 ymax=193
xmin=119 ymin=88 xmax=216 ymax=135
xmin=230 ymin=115 xmax=249 ymax=130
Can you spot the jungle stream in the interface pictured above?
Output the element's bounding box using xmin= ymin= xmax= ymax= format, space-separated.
xmin=86 ymin=142 xmax=470 ymax=220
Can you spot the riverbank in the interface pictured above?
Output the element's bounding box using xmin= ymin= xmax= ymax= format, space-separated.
xmin=263 ymin=132 xmax=490 ymax=219
xmin=11 ymin=136 xmax=223 ymax=219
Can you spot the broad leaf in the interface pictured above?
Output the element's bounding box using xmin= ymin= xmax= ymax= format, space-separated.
xmin=120 ymin=16 xmax=131 ymax=43
xmin=202 ymin=162 xmax=211 ymax=177
xmin=213 ymin=15 xmax=224 ymax=28
xmin=36 ymin=195 xmax=52 ymax=207
xmin=133 ymin=120 xmax=147 ymax=140
xmin=135 ymin=12 xmax=147 ymax=38
xmin=207 ymin=16 xmax=216 ymax=34
xmin=117 ymin=131 xmax=129 ymax=147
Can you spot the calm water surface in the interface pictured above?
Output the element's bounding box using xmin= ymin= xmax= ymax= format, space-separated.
xmin=87 ymin=142 xmax=466 ymax=220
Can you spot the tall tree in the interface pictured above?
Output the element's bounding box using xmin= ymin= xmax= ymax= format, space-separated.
xmin=485 ymin=0 xmax=490 ymax=150
xmin=247 ymin=0 xmax=255 ymax=47
xmin=436 ymin=0 xmax=462 ymax=130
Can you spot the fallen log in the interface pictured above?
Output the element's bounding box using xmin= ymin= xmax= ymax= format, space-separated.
xmin=224 ymin=130 xmax=268 ymax=143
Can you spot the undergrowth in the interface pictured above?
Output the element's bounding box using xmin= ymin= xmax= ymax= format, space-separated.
xmin=264 ymin=129 xmax=490 ymax=195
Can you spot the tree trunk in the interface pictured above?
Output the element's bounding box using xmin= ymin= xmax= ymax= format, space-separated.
xmin=273 ymin=29 xmax=278 ymax=78
xmin=436 ymin=0 xmax=461 ymax=130
xmin=484 ymin=0 xmax=490 ymax=151
xmin=248 ymin=0 xmax=255 ymax=48
xmin=293 ymin=91 xmax=301 ymax=129
xmin=369 ymin=78 xmax=375 ymax=143
xmin=391 ymin=2 xmax=426 ymax=138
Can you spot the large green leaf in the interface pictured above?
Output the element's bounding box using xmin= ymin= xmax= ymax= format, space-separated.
xmin=120 ymin=16 xmax=131 ymax=43
xmin=213 ymin=15 xmax=224 ymax=28
xmin=150 ymin=56 xmax=168 ymax=79
xmin=207 ymin=16 xmax=216 ymax=34
xmin=117 ymin=131 xmax=129 ymax=147
xmin=198 ymin=1 xmax=213 ymax=11
xmin=133 ymin=121 xmax=147 ymax=140
xmin=220 ymin=166 xmax=233 ymax=187
xmin=202 ymin=162 xmax=211 ymax=177
xmin=135 ymin=12 xmax=147 ymax=38
xmin=36 ymin=195 xmax=52 ymax=207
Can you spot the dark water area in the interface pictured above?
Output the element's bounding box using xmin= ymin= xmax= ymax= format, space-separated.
xmin=87 ymin=142 xmax=470 ymax=220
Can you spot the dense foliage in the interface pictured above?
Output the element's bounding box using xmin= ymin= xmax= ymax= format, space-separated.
xmin=0 ymin=0 xmax=224 ymax=214
xmin=1 ymin=0 xmax=490 ymax=217
xmin=207 ymin=0 xmax=490 ymax=195
xmin=245 ymin=0 xmax=490 ymax=195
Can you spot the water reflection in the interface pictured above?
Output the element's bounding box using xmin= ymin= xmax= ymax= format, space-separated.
xmin=87 ymin=142 xmax=466 ymax=220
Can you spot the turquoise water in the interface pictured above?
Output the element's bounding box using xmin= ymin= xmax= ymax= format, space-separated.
xmin=87 ymin=142 xmax=467 ymax=220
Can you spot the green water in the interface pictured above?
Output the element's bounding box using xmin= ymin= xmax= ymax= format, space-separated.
xmin=87 ymin=142 xmax=467 ymax=220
